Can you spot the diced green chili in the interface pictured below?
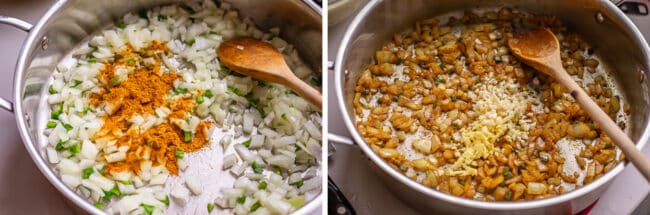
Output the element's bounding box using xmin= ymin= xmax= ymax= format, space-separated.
xmin=252 ymin=161 xmax=263 ymax=174
xmin=55 ymin=140 xmax=68 ymax=151
xmin=82 ymin=167 xmax=94 ymax=179
xmin=203 ymin=90 xmax=213 ymax=98
xmin=540 ymin=154 xmax=549 ymax=162
xmin=227 ymin=87 xmax=243 ymax=96
xmin=186 ymin=38 xmax=196 ymax=46
xmin=110 ymin=76 xmax=120 ymax=86
xmin=505 ymin=190 xmax=513 ymax=200
xmin=242 ymin=139 xmax=252 ymax=148
xmin=160 ymin=195 xmax=170 ymax=205
xmin=47 ymin=121 xmax=57 ymax=129
xmin=175 ymin=87 xmax=188 ymax=94
xmin=97 ymin=166 xmax=105 ymax=176
xmin=184 ymin=131 xmax=192 ymax=142
xmin=175 ymin=149 xmax=184 ymax=159
xmin=68 ymin=144 xmax=80 ymax=154
xmin=63 ymin=123 xmax=73 ymax=131
xmin=49 ymin=85 xmax=58 ymax=94
xmin=250 ymin=201 xmax=261 ymax=212
xmin=237 ymin=195 xmax=246 ymax=204
xmin=196 ymin=95 xmax=205 ymax=104
xmin=207 ymin=203 xmax=215 ymax=213
xmin=51 ymin=104 xmax=63 ymax=120
xmin=141 ymin=203 xmax=154 ymax=215
xmin=258 ymin=181 xmax=268 ymax=190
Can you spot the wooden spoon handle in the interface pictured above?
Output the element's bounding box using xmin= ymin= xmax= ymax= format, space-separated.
xmin=286 ymin=75 xmax=322 ymax=111
xmin=555 ymin=70 xmax=650 ymax=181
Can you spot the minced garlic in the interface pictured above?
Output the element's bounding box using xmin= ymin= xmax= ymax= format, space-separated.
xmin=447 ymin=78 xmax=530 ymax=176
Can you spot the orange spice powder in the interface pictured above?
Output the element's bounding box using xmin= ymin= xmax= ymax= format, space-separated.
xmin=91 ymin=41 xmax=211 ymax=176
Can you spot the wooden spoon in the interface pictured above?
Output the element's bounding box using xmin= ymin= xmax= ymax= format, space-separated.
xmin=509 ymin=28 xmax=650 ymax=182
xmin=217 ymin=37 xmax=322 ymax=110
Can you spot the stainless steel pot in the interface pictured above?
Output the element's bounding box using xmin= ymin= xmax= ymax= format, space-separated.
xmin=334 ymin=0 xmax=650 ymax=214
xmin=0 ymin=0 xmax=322 ymax=214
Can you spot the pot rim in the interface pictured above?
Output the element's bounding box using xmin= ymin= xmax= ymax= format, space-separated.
xmin=12 ymin=0 xmax=323 ymax=214
xmin=335 ymin=0 xmax=650 ymax=211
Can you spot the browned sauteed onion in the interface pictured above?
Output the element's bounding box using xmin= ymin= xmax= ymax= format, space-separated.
xmin=353 ymin=8 xmax=629 ymax=201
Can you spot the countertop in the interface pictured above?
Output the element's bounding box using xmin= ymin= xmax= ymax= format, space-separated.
xmin=327 ymin=1 xmax=650 ymax=215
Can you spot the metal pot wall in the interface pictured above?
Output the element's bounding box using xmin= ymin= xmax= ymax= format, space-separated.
xmin=334 ymin=0 xmax=650 ymax=214
xmin=0 ymin=0 xmax=322 ymax=214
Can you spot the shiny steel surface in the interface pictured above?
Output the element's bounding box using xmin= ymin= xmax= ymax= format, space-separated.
xmin=3 ymin=0 xmax=322 ymax=214
xmin=335 ymin=0 xmax=650 ymax=214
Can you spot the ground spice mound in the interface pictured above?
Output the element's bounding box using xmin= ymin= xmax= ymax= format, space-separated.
xmin=91 ymin=41 xmax=212 ymax=176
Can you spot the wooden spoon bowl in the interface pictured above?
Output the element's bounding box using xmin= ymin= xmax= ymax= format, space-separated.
xmin=509 ymin=28 xmax=650 ymax=182
xmin=217 ymin=37 xmax=322 ymax=110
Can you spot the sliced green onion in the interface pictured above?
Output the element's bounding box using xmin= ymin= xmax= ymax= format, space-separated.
xmin=82 ymin=167 xmax=94 ymax=179
xmin=141 ymin=203 xmax=154 ymax=215
xmin=117 ymin=21 xmax=126 ymax=29
xmin=208 ymin=31 xmax=218 ymax=35
xmin=63 ymin=123 xmax=73 ymax=131
xmin=505 ymin=190 xmax=513 ymax=200
xmin=207 ymin=203 xmax=215 ymax=213
xmin=252 ymin=161 xmax=263 ymax=174
xmin=250 ymin=201 xmax=261 ymax=212
xmin=175 ymin=149 xmax=184 ymax=159
xmin=126 ymin=59 xmax=135 ymax=66
xmin=184 ymin=131 xmax=192 ymax=142
xmin=46 ymin=121 xmax=57 ymax=129
xmin=237 ymin=195 xmax=246 ymax=204
xmin=281 ymin=113 xmax=288 ymax=121
xmin=242 ymin=139 xmax=252 ymax=148
xmin=296 ymin=179 xmax=304 ymax=188
xmin=196 ymin=95 xmax=204 ymax=104
xmin=94 ymin=202 xmax=103 ymax=209
xmin=158 ymin=15 xmax=167 ymax=21
xmin=258 ymin=181 xmax=267 ymax=190
xmin=203 ymin=90 xmax=213 ymax=98
xmin=88 ymin=58 xmax=97 ymax=64
xmin=48 ymin=85 xmax=58 ymax=94
xmin=146 ymin=141 xmax=153 ymax=146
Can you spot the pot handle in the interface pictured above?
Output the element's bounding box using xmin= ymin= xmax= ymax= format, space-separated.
xmin=326 ymin=60 xmax=357 ymax=146
xmin=0 ymin=16 xmax=33 ymax=113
